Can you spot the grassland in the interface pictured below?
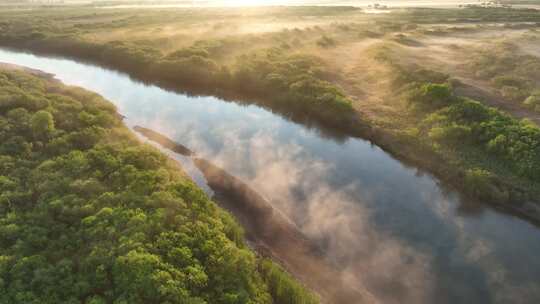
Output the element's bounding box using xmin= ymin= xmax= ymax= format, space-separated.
xmin=0 ymin=5 xmax=539 ymax=219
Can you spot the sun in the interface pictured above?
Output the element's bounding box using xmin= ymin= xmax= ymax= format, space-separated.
xmin=225 ymin=0 xmax=279 ymax=7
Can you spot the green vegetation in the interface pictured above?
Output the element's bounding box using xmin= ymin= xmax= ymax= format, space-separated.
xmin=0 ymin=6 xmax=538 ymax=132
xmin=259 ymin=260 xmax=318 ymax=304
xmin=367 ymin=36 xmax=540 ymax=205
xmin=0 ymin=5 xmax=539 ymax=213
xmin=0 ymin=7 xmax=356 ymax=131
xmin=406 ymin=83 xmax=453 ymax=111
xmin=0 ymin=68 xmax=318 ymax=304
xmin=232 ymin=49 xmax=352 ymax=120
xmin=524 ymin=91 xmax=540 ymax=112
xmin=406 ymin=81 xmax=540 ymax=202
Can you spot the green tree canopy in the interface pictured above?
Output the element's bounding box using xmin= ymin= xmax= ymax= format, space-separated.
xmin=0 ymin=69 xmax=318 ymax=304
xmin=30 ymin=110 xmax=54 ymax=139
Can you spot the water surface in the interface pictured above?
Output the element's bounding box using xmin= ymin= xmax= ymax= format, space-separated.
xmin=1 ymin=48 xmax=539 ymax=304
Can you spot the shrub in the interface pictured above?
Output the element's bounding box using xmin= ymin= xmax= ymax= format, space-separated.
xmin=421 ymin=96 xmax=540 ymax=181
xmin=407 ymin=83 xmax=455 ymax=111
xmin=428 ymin=123 xmax=472 ymax=146
xmin=259 ymin=259 xmax=319 ymax=304
xmin=391 ymin=67 xmax=449 ymax=89
xmin=492 ymin=75 xmax=528 ymax=89
xmin=500 ymin=85 xmax=528 ymax=102
xmin=463 ymin=168 xmax=508 ymax=202
xmin=523 ymin=93 xmax=540 ymax=112
xmin=167 ymin=47 xmax=210 ymax=59
xmin=316 ymin=35 xmax=336 ymax=48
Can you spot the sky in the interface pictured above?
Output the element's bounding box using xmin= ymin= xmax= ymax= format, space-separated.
xmin=109 ymin=0 xmax=482 ymax=7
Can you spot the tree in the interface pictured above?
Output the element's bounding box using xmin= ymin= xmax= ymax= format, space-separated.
xmin=30 ymin=110 xmax=54 ymax=140
xmin=408 ymin=83 xmax=454 ymax=111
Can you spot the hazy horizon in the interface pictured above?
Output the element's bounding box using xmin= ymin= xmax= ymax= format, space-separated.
xmin=0 ymin=0 xmax=513 ymax=8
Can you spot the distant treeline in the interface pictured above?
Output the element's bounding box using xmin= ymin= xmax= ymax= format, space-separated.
xmin=395 ymin=6 xmax=540 ymax=23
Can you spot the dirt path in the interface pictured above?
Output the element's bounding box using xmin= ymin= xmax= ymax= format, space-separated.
xmin=409 ymin=33 xmax=540 ymax=124
xmin=453 ymin=76 xmax=540 ymax=124
xmin=355 ymin=32 xmax=540 ymax=125
xmin=319 ymin=39 xmax=404 ymax=124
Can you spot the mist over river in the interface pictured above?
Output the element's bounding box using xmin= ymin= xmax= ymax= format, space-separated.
xmin=1 ymin=48 xmax=540 ymax=304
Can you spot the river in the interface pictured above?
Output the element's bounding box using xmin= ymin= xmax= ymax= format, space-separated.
xmin=1 ymin=48 xmax=539 ymax=304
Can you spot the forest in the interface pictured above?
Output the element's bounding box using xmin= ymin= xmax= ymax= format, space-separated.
xmin=0 ymin=68 xmax=318 ymax=304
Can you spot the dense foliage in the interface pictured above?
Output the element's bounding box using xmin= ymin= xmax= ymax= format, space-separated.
xmin=259 ymin=259 xmax=318 ymax=304
xmin=0 ymin=69 xmax=318 ymax=304
xmin=406 ymin=82 xmax=540 ymax=200
xmin=231 ymin=49 xmax=352 ymax=117
xmin=422 ymin=97 xmax=540 ymax=179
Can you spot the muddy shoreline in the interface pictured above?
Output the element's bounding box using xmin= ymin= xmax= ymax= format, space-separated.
xmin=133 ymin=126 xmax=194 ymax=156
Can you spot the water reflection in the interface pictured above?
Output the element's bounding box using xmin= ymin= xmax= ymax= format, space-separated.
xmin=1 ymin=48 xmax=540 ymax=304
